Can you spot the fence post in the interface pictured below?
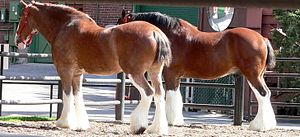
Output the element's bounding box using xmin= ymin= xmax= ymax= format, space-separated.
xmin=49 ymin=85 xmax=54 ymax=118
xmin=0 ymin=44 xmax=3 ymax=116
xmin=57 ymin=81 xmax=63 ymax=119
xmin=234 ymin=74 xmax=244 ymax=125
xmin=115 ymin=72 xmax=125 ymax=121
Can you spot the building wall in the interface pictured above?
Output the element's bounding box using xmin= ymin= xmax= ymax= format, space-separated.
xmin=200 ymin=8 xmax=278 ymax=39
xmin=82 ymin=2 xmax=132 ymax=27
xmin=0 ymin=0 xmax=11 ymax=44
xmin=0 ymin=0 xmax=133 ymax=44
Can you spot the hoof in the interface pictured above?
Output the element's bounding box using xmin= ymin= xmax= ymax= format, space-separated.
xmin=76 ymin=122 xmax=90 ymax=131
xmin=147 ymin=124 xmax=168 ymax=135
xmin=134 ymin=127 xmax=146 ymax=134
xmin=56 ymin=120 xmax=77 ymax=130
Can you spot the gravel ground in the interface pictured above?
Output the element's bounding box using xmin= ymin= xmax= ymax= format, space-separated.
xmin=0 ymin=121 xmax=299 ymax=137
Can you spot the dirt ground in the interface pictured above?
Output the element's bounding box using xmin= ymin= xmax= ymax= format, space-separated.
xmin=0 ymin=121 xmax=299 ymax=137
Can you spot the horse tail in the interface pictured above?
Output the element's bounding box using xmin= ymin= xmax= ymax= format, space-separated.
xmin=152 ymin=31 xmax=172 ymax=66
xmin=265 ymin=38 xmax=276 ymax=69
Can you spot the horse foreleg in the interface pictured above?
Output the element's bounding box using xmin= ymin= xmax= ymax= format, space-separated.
xmin=164 ymin=75 xmax=184 ymax=125
xmin=128 ymin=74 xmax=153 ymax=134
xmin=166 ymin=87 xmax=184 ymax=125
xmin=248 ymin=76 xmax=276 ymax=131
xmin=73 ymin=74 xmax=89 ymax=130
xmin=56 ymin=81 xmax=77 ymax=130
xmin=147 ymin=65 xmax=168 ymax=135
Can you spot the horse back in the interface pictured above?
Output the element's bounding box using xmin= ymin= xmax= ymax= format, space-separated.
xmin=178 ymin=27 xmax=268 ymax=79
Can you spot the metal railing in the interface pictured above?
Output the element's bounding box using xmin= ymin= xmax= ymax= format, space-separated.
xmin=180 ymin=75 xmax=244 ymax=125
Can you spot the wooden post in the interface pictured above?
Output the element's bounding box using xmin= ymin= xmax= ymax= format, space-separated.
xmin=234 ymin=74 xmax=244 ymax=125
xmin=57 ymin=81 xmax=63 ymax=119
xmin=115 ymin=73 xmax=125 ymax=121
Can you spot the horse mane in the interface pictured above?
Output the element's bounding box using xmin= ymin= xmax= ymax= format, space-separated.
xmin=130 ymin=12 xmax=181 ymax=30
xmin=32 ymin=2 xmax=96 ymax=24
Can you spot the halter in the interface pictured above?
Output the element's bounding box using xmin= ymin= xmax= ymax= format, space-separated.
xmin=123 ymin=16 xmax=128 ymax=23
xmin=16 ymin=6 xmax=36 ymax=47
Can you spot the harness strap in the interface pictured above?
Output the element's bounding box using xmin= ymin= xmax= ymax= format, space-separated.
xmin=16 ymin=6 xmax=36 ymax=47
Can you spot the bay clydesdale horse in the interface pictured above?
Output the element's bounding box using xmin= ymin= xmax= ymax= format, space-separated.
xmin=118 ymin=11 xmax=277 ymax=131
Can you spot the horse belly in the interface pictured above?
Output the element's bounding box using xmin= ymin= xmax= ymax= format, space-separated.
xmin=80 ymin=61 xmax=122 ymax=75
xmin=184 ymin=65 xmax=238 ymax=80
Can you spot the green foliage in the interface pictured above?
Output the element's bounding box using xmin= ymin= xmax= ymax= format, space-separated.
xmin=0 ymin=116 xmax=55 ymax=122
xmin=272 ymin=9 xmax=300 ymax=88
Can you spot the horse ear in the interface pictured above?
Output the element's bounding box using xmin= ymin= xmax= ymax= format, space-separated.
xmin=121 ymin=9 xmax=126 ymax=18
xmin=20 ymin=0 xmax=28 ymax=7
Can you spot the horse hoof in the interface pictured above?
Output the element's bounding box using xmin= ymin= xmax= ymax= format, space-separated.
xmin=56 ymin=120 xmax=77 ymax=130
xmin=146 ymin=125 xmax=168 ymax=135
xmin=167 ymin=118 xmax=184 ymax=126
xmin=76 ymin=123 xmax=90 ymax=131
xmin=134 ymin=127 xmax=146 ymax=134
xmin=249 ymin=120 xmax=276 ymax=131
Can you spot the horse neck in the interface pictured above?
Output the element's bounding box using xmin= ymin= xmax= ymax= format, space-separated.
xmin=29 ymin=5 xmax=74 ymax=44
xmin=176 ymin=20 xmax=221 ymax=45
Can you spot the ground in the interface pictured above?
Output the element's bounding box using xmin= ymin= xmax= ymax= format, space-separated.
xmin=0 ymin=121 xmax=299 ymax=137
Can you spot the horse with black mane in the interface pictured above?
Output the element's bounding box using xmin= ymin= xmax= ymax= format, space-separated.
xmin=118 ymin=11 xmax=277 ymax=131
xmin=16 ymin=1 xmax=172 ymax=135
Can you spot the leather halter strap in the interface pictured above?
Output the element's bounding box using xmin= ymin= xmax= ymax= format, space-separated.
xmin=16 ymin=6 xmax=36 ymax=47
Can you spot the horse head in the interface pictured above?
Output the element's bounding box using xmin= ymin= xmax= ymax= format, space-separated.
xmin=117 ymin=9 xmax=133 ymax=24
xmin=15 ymin=0 xmax=38 ymax=49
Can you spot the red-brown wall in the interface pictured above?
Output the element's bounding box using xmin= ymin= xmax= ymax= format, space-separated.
xmin=0 ymin=0 xmax=133 ymax=43
xmin=200 ymin=8 xmax=277 ymax=37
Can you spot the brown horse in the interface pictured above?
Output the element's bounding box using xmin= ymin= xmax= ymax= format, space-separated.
xmin=118 ymin=11 xmax=277 ymax=131
xmin=15 ymin=1 xmax=172 ymax=135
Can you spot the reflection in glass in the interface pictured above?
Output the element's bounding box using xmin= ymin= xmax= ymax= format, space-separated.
xmin=207 ymin=7 xmax=234 ymax=31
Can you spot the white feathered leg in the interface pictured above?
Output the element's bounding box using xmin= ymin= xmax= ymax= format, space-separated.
xmin=73 ymin=74 xmax=89 ymax=130
xmin=248 ymin=81 xmax=276 ymax=131
xmin=56 ymin=92 xmax=77 ymax=130
xmin=128 ymin=74 xmax=153 ymax=134
xmin=166 ymin=88 xmax=184 ymax=125
xmin=74 ymin=91 xmax=90 ymax=130
xmin=147 ymin=95 xmax=168 ymax=135
xmin=147 ymin=67 xmax=168 ymax=135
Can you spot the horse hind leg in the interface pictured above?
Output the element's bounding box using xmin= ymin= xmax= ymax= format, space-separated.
xmin=146 ymin=64 xmax=168 ymax=135
xmin=127 ymin=73 xmax=154 ymax=134
xmin=247 ymin=75 xmax=276 ymax=131
xmin=72 ymin=73 xmax=89 ymax=130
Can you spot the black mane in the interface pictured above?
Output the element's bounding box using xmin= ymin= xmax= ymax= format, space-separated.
xmin=130 ymin=12 xmax=181 ymax=30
